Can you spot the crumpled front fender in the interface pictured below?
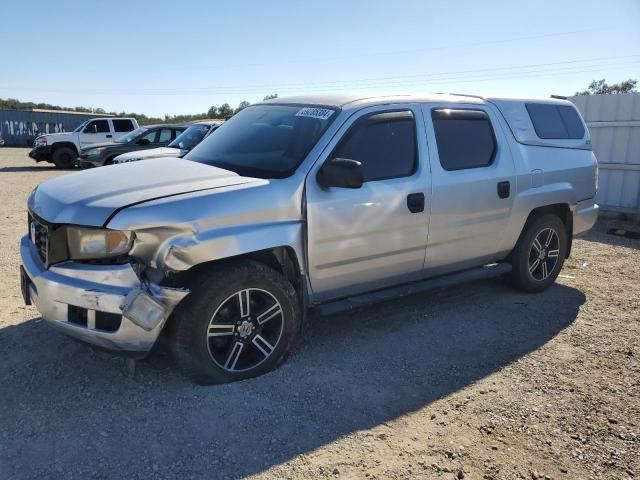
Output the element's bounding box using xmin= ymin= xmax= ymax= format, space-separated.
xmin=154 ymin=221 xmax=305 ymax=272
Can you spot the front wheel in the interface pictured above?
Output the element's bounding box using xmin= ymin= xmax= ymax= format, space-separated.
xmin=52 ymin=146 xmax=76 ymax=169
xmin=505 ymin=214 xmax=567 ymax=292
xmin=171 ymin=261 xmax=301 ymax=385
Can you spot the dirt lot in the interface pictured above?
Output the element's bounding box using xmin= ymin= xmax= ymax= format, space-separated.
xmin=0 ymin=147 xmax=638 ymax=480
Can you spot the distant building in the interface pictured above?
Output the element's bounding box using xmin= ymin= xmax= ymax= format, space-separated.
xmin=0 ymin=108 xmax=113 ymax=147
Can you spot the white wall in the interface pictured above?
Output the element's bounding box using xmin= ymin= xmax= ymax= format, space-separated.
xmin=570 ymin=93 xmax=640 ymax=214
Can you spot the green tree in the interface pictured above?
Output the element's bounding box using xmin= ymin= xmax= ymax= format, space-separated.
xmin=217 ymin=103 xmax=234 ymax=119
xmin=575 ymin=78 xmax=638 ymax=95
xmin=235 ymin=101 xmax=251 ymax=114
xmin=207 ymin=106 xmax=218 ymax=118
xmin=263 ymin=93 xmax=278 ymax=101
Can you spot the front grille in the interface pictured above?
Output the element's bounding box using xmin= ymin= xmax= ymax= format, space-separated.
xmin=28 ymin=212 xmax=69 ymax=267
xmin=28 ymin=213 xmax=49 ymax=265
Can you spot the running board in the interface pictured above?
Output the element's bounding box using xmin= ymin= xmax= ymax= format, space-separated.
xmin=316 ymin=262 xmax=512 ymax=316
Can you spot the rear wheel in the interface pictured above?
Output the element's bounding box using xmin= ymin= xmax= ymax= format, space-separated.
xmin=505 ymin=214 xmax=567 ymax=292
xmin=172 ymin=260 xmax=301 ymax=385
xmin=52 ymin=146 xmax=76 ymax=169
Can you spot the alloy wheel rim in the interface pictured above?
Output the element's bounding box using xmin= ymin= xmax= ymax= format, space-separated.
xmin=528 ymin=227 xmax=560 ymax=281
xmin=206 ymin=288 xmax=284 ymax=372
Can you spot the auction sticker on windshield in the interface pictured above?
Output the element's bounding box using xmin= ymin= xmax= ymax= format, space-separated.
xmin=296 ymin=107 xmax=335 ymax=120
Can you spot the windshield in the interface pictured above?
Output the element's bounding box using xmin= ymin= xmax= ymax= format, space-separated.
xmin=73 ymin=121 xmax=88 ymax=132
xmin=185 ymin=104 xmax=338 ymax=178
xmin=115 ymin=127 xmax=147 ymax=143
xmin=169 ymin=124 xmax=212 ymax=150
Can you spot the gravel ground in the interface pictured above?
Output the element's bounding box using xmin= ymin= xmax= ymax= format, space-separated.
xmin=0 ymin=147 xmax=638 ymax=480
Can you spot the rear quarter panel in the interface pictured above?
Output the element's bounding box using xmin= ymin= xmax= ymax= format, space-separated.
xmin=501 ymin=141 xmax=597 ymax=252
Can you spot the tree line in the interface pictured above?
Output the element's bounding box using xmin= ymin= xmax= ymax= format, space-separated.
xmin=4 ymin=79 xmax=635 ymax=123
xmin=0 ymin=94 xmax=280 ymax=125
xmin=574 ymin=78 xmax=637 ymax=95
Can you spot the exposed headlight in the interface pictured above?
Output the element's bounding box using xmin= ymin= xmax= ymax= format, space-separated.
xmin=35 ymin=136 xmax=47 ymax=146
xmin=67 ymin=227 xmax=134 ymax=260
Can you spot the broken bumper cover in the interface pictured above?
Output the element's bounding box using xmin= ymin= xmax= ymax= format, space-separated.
xmin=20 ymin=235 xmax=187 ymax=353
xmin=29 ymin=145 xmax=52 ymax=162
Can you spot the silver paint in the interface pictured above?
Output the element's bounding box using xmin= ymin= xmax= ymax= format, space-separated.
xmin=22 ymin=93 xmax=599 ymax=353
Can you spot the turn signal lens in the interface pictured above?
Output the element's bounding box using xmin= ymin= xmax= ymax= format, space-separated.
xmin=106 ymin=231 xmax=131 ymax=254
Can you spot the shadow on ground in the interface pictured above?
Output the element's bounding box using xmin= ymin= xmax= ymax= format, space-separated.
xmin=0 ymin=280 xmax=584 ymax=479
xmin=0 ymin=165 xmax=61 ymax=172
xmin=577 ymin=217 xmax=640 ymax=251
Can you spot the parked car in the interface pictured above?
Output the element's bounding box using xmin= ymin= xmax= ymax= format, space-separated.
xmin=29 ymin=117 xmax=139 ymax=168
xmin=113 ymin=120 xmax=223 ymax=164
xmin=20 ymin=94 xmax=598 ymax=384
xmin=77 ymin=124 xmax=187 ymax=168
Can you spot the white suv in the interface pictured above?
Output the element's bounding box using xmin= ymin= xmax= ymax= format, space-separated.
xmin=29 ymin=117 xmax=139 ymax=168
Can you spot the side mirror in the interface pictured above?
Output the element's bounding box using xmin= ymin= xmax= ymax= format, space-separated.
xmin=317 ymin=158 xmax=363 ymax=189
xmin=137 ymin=138 xmax=150 ymax=145
xmin=84 ymin=125 xmax=97 ymax=134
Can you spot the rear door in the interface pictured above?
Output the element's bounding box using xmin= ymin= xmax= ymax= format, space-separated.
xmin=79 ymin=119 xmax=111 ymax=147
xmin=157 ymin=127 xmax=183 ymax=146
xmin=305 ymin=105 xmax=431 ymax=301
xmin=421 ymin=104 xmax=516 ymax=276
xmin=111 ymin=119 xmax=136 ymax=141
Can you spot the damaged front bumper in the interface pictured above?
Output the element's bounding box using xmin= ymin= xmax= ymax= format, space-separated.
xmin=29 ymin=145 xmax=52 ymax=162
xmin=20 ymin=235 xmax=188 ymax=354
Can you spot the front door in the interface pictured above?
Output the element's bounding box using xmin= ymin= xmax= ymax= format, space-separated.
xmin=305 ymin=105 xmax=431 ymax=302
xmin=79 ymin=119 xmax=112 ymax=147
xmin=420 ymin=104 xmax=517 ymax=276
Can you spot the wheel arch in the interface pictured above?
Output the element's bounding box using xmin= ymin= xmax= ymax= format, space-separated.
xmin=518 ymin=203 xmax=573 ymax=258
xmin=168 ymin=245 xmax=307 ymax=313
xmin=51 ymin=141 xmax=78 ymax=155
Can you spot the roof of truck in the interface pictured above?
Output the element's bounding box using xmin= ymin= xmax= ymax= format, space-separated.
xmin=263 ymin=93 xmax=589 ymax=150
xmin=262 ymin=93 xmax=487 ymax=109
xmin=262 ymin=93 xmax=579 ymax=110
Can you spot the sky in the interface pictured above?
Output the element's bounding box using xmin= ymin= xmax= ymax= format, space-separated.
xmin=1 ymin=0 xmax=639 ymax=117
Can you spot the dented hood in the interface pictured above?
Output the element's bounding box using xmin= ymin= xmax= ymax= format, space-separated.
xmin=28 ymin=158 xmax=260 ymax=226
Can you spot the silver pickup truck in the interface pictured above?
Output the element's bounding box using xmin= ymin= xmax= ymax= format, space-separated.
xmin=20 ymin=93 xmax=598 ymax=384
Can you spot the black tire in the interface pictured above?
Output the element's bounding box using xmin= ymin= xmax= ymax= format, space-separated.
xmin=172 ymin=260 xmax=301 ymax=385
xmin=505 ymin=214 xmax=567 ymax=293
xmin=52 ymin=146 xmax=77 ymax=169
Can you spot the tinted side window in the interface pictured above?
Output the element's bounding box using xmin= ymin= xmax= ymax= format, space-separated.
xmin=525 ymin=103 xmax=585 ymax=139
xmin=332 ymin=110 xmax=416 ymax=182
xmin=113 ymin=119 xmax=134 ymax=132
xmin=84 ymin=120 xmax=110 ymax=133
xmin=431 ymin=109 xmax=496 ymax=171
xmin=140 ymin=129 xmax=159 ymax=143
xmin=158 ymin=128 xmax=173 ymax=143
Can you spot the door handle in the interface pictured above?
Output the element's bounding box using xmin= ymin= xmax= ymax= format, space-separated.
xmin=497 ymin=181 xmax=510 ymax=199
xmin=406 ymin=192 xmax=425 ymax=213
xmin=106 ymin=134 xmax=113 ymax=138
